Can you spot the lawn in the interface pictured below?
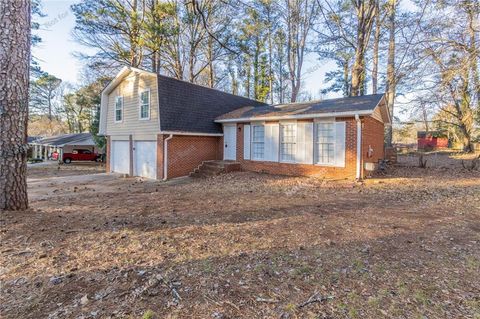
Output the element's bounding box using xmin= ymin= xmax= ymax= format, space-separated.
xmin=1 ymin=156 xmax=479 ymax=318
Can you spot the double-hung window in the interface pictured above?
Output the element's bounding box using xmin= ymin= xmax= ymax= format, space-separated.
xmin=139 ymin=89 xmax=150 ymax=120
xmin=252 ymin=125 xmax=265 ymax=160
xmin=115 ymin=96 xmax=123 ymax=122
xmin=280 ymin=123 xmax=296 ymax=162
xmin=315 ymin=122 xmax=335 ymax=164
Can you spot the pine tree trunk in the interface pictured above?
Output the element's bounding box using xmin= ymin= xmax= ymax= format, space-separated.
xmin=351 ymin=1 xmax=376 ymax=97
xmin=0 ymin=0 xmax=31 ymax=211
xmin=372 ymin=1 xmax=381 ymax=94
xmin=351 ymin=46 xmax=366 ymax=96
xmin=207 ymin=37 xmax=214 ymax=88
xmin=253 ymin=38 xmax=260 ymax=100
xmin=343 ymin=61 xmax=350 ymax=97
xmin=129 ymin=0 xmax=140 ymax=67
xmin=268 ymin=23 xmax=273 ymax=104
xmin=385 ymin=0 xmax=397 ymax=147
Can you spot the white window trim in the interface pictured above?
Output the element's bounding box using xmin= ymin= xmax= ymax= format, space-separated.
xmin=139 ymin=89 xmax=151 ymax=120
xmin=114 ymin=96 xmax=123 ymax=123
xmin=279 ymin=122 xmax=297 ymax=163
xmin=314 ymin=121 xmax=336 ymax=166
xmin=251 ymin=123 xmax=265 ymax=161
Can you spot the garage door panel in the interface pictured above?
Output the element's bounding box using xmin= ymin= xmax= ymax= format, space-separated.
xmin=134 ymin=141 xmax=157 ymax=179
xmin=111 ymin=141 xmax=130 ymax=174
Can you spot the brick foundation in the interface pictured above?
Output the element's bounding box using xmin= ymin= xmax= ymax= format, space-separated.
xmin=165 ymin=135 xmax=222 ymax=179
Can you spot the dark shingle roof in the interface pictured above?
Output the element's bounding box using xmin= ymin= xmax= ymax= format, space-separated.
xmin=27 ymin=136 xmax=41 ymax=143
xmin=34 ymin=133 xmax=94 ymax=146
xmin=216 ymin=94 xmax=385 ymax=121
xmin=157 ymin=75 xmax=267 ymax=134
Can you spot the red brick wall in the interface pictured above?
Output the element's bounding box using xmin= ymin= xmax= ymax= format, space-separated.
xmin=165 ymin=135 xmax=222 ymax=178
xmin=156 ymin=134 xmax=165 ymax=180
xmin=154 ymin=115 xmax=384 ymax=180
xmin=218 ymin=136 xmax=224 ymax=160
xmin=234 ymin=117 xmax=359 ymax=179
xmin=362 ymin=116 xmax=385 ymax=176
xmin=105 ymin=136 xmax=111 ymax=173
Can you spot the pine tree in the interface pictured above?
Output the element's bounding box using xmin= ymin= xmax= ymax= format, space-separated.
xmin=0 ymin=0 xmax=31 ymax=210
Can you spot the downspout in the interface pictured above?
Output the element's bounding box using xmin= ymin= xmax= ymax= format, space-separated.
xmin=355 ymin=114 xmax=362 ymax=180
xmin=163 ymin=134 xmax=173 ymax=181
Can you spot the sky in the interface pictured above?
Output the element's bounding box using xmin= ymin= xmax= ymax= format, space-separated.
xmin=33 ymin=0 xmax=337 ymax=99
xmin=33 ymin=0 xmax=86 ymax=83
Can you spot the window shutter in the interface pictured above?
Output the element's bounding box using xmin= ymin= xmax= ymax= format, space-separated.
xmin=243 ymin=124 xmax=251 ymax=160
xmin=295 ymin=122 xmax=313 ymax=164
xmin=265 ymin=123 xmax=279 ymax=162
xmin=334 ymin=121 xmax=346 ymax=167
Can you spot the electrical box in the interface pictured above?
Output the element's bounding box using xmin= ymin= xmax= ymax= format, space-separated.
xmin=364 ymin=162 xmax=376 ymax=171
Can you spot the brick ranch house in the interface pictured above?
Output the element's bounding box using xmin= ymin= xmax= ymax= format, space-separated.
xmin=99 ymin=67 xmax=390 ymax=180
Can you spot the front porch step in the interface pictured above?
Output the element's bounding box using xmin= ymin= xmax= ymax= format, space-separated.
xmin=189 ymin=160 xmax=241 ymax=178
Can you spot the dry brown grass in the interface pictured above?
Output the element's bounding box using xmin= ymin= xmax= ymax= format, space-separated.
xmin=1 ymin=159 xmax=479 ymax=318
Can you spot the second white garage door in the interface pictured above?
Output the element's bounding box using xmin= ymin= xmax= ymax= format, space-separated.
xmin=111 ymin=141 xmax=130 ymax=174
xmin=134 ymin=141 xmax=157 ymax=179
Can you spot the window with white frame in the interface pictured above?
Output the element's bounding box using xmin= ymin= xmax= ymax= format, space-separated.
xmin=280 ymin=123 xmax=296 ymax=162
xmin=252 ymin=125 xmax=265 ymax=160
xmin=139 ymin=90 xmax=150 ymax=119
xmin=115 ymin=96 xmax=123 ymax=122
xmin=315 ymin=122 xmax=335 ymax=164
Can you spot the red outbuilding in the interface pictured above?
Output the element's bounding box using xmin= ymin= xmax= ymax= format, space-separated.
xmin=417 ymin=131 xmax=449 ymax=150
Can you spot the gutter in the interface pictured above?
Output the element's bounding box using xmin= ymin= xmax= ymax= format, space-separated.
xmin=163 ymin=134 xmax=173 ymax=181
xmin=355 ymin=114 xmax=362 ymax=180
xmin=159 ymin=131 xmax=223 ymax=137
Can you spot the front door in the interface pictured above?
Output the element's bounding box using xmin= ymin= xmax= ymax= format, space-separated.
xmin=223 ymin=125 xmax=237 ymax=160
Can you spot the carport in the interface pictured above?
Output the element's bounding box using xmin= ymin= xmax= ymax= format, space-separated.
xmin=29 ymin=133 xmax=100 ymax=161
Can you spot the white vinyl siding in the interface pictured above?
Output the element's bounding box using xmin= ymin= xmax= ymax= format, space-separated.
xmin=280 ymin=123 xmax=296 ymax=162
xmin=252 ymin=125 xmax=265 ymax=160
xmin=139 ymin=90 xmax=150 ymax=120
xmin=115 ymin=96 xmax=123 ymax=123
xmin=314 ymin=122 xmax=335 ymax=165
xmin=106 ymin=72 xmax=160 ymax=136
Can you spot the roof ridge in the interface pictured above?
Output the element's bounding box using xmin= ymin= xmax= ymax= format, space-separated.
xmin=272 ymin=93 xmax=386 ymax=108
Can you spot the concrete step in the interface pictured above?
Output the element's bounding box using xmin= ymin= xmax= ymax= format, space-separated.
xmin=199 ymin=167 xmax=224 ymax=175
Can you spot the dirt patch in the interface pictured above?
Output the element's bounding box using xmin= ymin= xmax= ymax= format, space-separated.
xmin=27 ymin=162 xmax=105 ymax=179
xmin=1 ymin=165 xmax=479 ymax=318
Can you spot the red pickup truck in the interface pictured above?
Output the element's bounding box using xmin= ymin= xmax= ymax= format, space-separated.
xmin=52 ymin=149 xmax=100 ymax=164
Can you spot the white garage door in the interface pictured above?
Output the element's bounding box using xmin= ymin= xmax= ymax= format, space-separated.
xmin=111 ymin=141 xmax=130 ymax=174
xmin=134 ymin=141 xmax=157 ymax=179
